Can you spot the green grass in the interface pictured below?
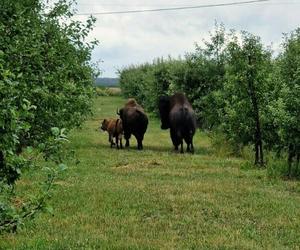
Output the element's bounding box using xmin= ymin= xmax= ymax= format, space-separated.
xmin=1 ymin=96 xmax=300 ymax=249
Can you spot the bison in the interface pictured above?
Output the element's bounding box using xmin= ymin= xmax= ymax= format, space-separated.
xmin=118 ymin=99 xmax=148 ymax=150
xmin=101 ymin=118 xmax=123 ymax=149
xmin=158 ymin=93 xmax=196 ymax=153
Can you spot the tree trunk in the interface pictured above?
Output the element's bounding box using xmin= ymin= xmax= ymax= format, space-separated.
xmin=259 ymin=138 xmax=264 ymax=165
xmin=247 ymin=54 xmax=264 ymax=166
xmin=0 ymin=150 xmax=4 ymax=170
xmin=287 ymin=144 xmax=295 ymax=178
xmin=255 ymin=142 xmax=259 ymax=165
xmin=296 ymin=151 xmax=300 ymax=175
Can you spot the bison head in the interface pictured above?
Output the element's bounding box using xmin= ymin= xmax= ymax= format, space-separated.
xmin=158 ymin=96 xmax=170 ymax=130
xmin=125 ymin=98 xmax=137 ymax=107
xmin=101 ymin=119 xmax=109 ymax=131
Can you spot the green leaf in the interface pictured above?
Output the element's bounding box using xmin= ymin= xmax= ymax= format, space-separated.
xmin=51 ymin=127 xmax=60 ymax=137
xmin=58 ymin=163 xmax=68 ymax=172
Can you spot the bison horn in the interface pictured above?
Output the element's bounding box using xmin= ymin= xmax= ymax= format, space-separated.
xmin=116 ymin=108 xmax=120 ymax=115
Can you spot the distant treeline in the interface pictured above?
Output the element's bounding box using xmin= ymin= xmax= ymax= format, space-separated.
xmin=95 ymin=77 xmax=119 ymax=87
xmin=119 ymin=25 xmax=300 ymax=176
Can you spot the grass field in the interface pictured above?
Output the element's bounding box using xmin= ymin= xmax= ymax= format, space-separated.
xmin=1 ymin=96 xmax=300 ymax=249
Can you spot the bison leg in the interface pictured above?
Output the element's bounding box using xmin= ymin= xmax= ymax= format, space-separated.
xmin=170 ymin=129 xmax=180 ymax=151
xmin=187 ymin=142 xmax=194 ymax=154
xmin=135 ymin=134 xmax=144 ymax=150
xmin=184 ymin=134 xmax=194 ymax=154
xmin=124 ymin=133 xmax=131 ymax=147
xmin=190 ymin=141 xmax=194 ymax=154
xmin=125 ymin=139 xmax=130 ymax=147
xmin=180 ymin=142 xmax=184 ymax=154
xmin=120 ymin=137 xmax=123 ymax=149
xmin=137 ymin=141 xmax=143 ymax=150
xmin=109 ymin=134 xmax=115 ymax=147
xmin=116 ymin=136 xmax=119 ymax=149
xmin=109 ymin=134 xmax=113 ymax=148
xmin=186 ymin=140 xmax=194 ymax=154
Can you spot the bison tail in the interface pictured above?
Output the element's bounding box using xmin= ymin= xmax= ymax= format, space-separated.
xmin=181 ymin=106 xmax=189 ymax=114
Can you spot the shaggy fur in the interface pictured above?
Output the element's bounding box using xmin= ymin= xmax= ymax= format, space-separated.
xmin=158 ymin=93 xmax=196 ymax=153
xmin=118 ymin=98 xmax=148 ymax=150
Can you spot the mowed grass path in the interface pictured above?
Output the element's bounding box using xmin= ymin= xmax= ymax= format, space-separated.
xmin=1 ymin=96 xmax=300 ymax=249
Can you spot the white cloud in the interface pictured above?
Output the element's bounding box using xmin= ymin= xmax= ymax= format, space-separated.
xmin=73 ymin=0 xmax=300 ymax=77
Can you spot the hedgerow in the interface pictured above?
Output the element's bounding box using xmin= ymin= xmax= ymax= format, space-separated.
xmin=119 ymin=24 xmax=299 ymax=177
xmin=0 ymin=0 xmax=98 ymax=232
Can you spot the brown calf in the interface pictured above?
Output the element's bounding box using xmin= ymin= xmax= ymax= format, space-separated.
xmin=101 ymin=118 xmax=123 ymax=149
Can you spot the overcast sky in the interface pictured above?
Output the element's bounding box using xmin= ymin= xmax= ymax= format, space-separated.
xmin=72 ymin=0 xmax=300 ymax=78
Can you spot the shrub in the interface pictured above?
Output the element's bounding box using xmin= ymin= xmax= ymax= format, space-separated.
xmin=0 ymin=0 xmax=98 ymax=232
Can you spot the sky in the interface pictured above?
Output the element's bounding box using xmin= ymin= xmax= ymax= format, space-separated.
xmin=72 ymin=0 xmax=300 ymax=78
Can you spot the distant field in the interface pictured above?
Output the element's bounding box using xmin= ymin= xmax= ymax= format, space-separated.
xmin=95 ymin=86 xmax=122 ymax=96
xmin=105 ymin=87 xmax=121 ymax=95
xmin=1 ymin=96 xmax=299 ymax=249
xmin=95 ymin=77 xmax=119 ymax=87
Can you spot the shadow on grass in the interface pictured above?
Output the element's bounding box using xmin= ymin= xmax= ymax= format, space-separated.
xmin=146 ymin=143 xmax=214 ymax=156
xmin=110 ymin=143 xmax=214 ymax=156
xmin=90 ymin=127 xmax=215 ymax=156
xmin=75 ymin=137 xmax=215 ymax=158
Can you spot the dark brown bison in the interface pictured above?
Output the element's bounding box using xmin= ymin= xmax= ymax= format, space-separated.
xmin=100 ymin=118 xmax=123 ymax=149
xmin=118 ymin=99 xmax=148 ymax=150
xmin=158 ymin=93 xmax=196 ymax=153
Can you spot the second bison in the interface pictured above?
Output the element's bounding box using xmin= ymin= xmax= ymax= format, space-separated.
xmin=158 ymin=93 xmax=196 ymax=153
xmin=118 ymin=99 xmax=148 ymax=150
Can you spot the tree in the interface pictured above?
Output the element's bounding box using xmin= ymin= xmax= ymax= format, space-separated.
xmin=267 ymin=29 xmax=300 ymax=177
xmin=183 ymin=24 xmax=227 ymax=129
xmin=0 ymin=0 xmax=97 ymax=232
xmin=221 ymin=32 xmax=272 ymax=166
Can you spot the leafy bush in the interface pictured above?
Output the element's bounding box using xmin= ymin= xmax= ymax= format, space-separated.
xmin=0 ymin=0 xmax=97 ymax=232
xmin=265 ymin=29 xmax=300 ymax=177
xmin=0 ymin=67 xmax=33 ymax=185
